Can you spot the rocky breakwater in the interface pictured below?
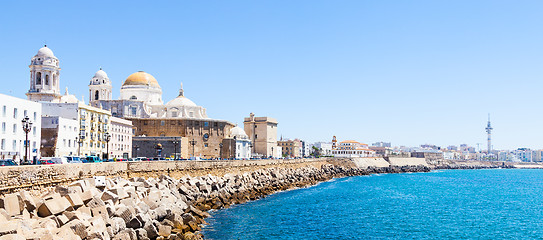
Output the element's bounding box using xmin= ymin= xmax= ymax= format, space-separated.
xmin=0 ymin=162 xmax=430 ymax=240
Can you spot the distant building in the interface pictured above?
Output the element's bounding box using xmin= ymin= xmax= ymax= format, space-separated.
xmin=332 ymin=140 xmax=375 ymax=158
xmin=372 ymin=142 xmax=391 ymax=148
xmin=313 ymin=142 xmax=333 ymax=156
xmin=109 ymin=117 xmax=133 ymax=159
xmin=244 ymin=113 xmax=280 ymax=158
xmin=277 ymin=139 xmax=302 ymax=158
xmin=0 ymin=94 xmax=42 ymax=163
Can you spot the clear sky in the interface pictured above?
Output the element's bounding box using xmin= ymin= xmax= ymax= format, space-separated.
xmin=1 ymin=1 xmax=542 ymax=150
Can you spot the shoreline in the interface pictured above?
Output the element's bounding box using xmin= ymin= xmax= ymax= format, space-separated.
xmin=0 ymin=158 xmax=526 ymax=240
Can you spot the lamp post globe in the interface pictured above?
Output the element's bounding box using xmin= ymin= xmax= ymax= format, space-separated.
xmin=21 ymin=116 xmax=32 ymax=165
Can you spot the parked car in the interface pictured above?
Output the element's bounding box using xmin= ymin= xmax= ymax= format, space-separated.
xmin=0 ymin=160 xmax=17 ymax=166
xmin=38 ymin=158 xmax=55 ymax=165
xmin=85 ymin=156 xmax=102 ymax=163
xmin=50 ymin=157 xmax=69 ymax=164
xmin=66 ymin=156 xmax=83 ymax=163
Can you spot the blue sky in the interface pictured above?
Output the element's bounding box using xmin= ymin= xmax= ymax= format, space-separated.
xmin=1 ymin=1 xmax=542 ymax=150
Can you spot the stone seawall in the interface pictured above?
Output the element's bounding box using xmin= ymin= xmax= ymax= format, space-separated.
xmin=0 ymin=157 xmax=525 ymax=240
xmin=0 ymin=158 xmax=332 ymax=194
xmin=0 ymin=159 xmax=431 ymax=240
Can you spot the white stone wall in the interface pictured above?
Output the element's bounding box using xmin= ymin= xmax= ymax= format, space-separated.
xmin=0 ymin=94 xmax=42 ymax=163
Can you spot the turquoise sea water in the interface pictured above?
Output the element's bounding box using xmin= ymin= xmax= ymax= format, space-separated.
xmin=202 ymin=169 xmax=543 ymax=239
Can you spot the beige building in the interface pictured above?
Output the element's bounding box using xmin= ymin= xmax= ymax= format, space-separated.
xmin=130 ymin=118 xmax=234 ymax=159
xmin=277 ymin=139 xmax=302 ymax=158
xmin=243 ymin=113 xmax=280 ymax=158
xmin=109 ymin=117 xmax=133 ymax=159
xmin=42 ymin=102 xmax=112 ymax=158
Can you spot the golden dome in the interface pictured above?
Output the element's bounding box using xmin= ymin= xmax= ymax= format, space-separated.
xmin=122 ymin=71 xmax=160 ymax=88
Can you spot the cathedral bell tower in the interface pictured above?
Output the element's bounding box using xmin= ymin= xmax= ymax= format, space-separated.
xmin=26 ymin=45 xmax=62 ymax=102
xmin=89 ymin=68 xmax=112 ymax=106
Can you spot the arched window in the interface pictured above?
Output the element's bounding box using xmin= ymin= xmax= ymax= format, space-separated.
xmin=95 ymin=90 xmax=99 ymax=100
xmin=45 ymin=75 xmax=49 ymax=85
xmin=130 ymin=96 xmax=137 ymax=100
xmin=36 ymin=72 xmax=42 ymax=85
xmin=171 ymin=108 xmax=179 ymax=118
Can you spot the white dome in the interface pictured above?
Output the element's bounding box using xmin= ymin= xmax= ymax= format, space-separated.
xmin=90 ymin=68 xmax=110 ymax=85
xmin=37 ymin=46 xmax=55 ymax=58
xmin=230 ymin=126 xmax=248 ymax=139
xmin=60 ymin=94 xmax=79 ymax=103
xmin=165 ymin=96 xmax=197 ymax=108
xmin=94 ymin=69 xmax=108 ymax=79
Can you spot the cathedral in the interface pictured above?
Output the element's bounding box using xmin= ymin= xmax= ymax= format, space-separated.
xmin=26 ymin=45 xmax=251 ymax=159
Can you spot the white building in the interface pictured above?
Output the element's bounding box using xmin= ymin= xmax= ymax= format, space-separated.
xmin=332 ymin=140 xmax=376 ymax=158
xmin=0 ymin=94 xmax=42 ymax=163
xmin=109 ymin=117 xmax=133 ymax=159
xmin=41 ymin=116 xmax=78 ymax=157
xmin=313 ymin=142 xmax=333 ymax=156
xmin=229 ymin=126 xmax=251 ymax=159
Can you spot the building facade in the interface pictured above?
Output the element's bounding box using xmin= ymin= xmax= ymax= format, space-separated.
xmin=41 ymin=116 xmax=78 ymax=157
xmin=42 ymin=102 xmax=112 ymax=158
xmin=109 ymin=117 xmax=133 ymax=159
xmin=0 ymin=94 xmax=42 ymax=163
xmin=243 ymin=113 xmax=280 ymax=158
xmin=277 ymin=139 xmax=302 ymax=158
xmin=332 ymin=140 xmax=376 ymax=158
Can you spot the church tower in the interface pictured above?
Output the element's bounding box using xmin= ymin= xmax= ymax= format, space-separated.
xmin=89 ymin=68 xmax=112 ymax=105
xmin=26 ymin=45 xmax=62 ymax=102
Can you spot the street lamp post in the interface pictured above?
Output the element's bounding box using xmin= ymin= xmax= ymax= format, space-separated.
xmin=189 ymin=139 xmax=197 ymax=158
xmin=21 ymin=116 xmax=32 ymax=165
xmin=76 ymin=136 xmax=83 ymax=156
xmin=104 ymin=132 xmax=111 ymax=160
xmin=156 ymin=143 xmax=163 ymax=158
xmin=172 ymin=138 xmax=179 ymax=160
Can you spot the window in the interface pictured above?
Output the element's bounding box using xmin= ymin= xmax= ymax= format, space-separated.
xmin=130 ymin=96 xmax=137 ymax=100
xmin=36 ymin=72 xmax=41 ymax=84
xmin=2 ymin=106 xmax=5 ymax=117
xmin=12 ymin=140 xmax=16 ymax=151
xmin=131 ymin=106 xmax=137 ymax=116
xmin=0 ymin=139 xmax=4 ymax=150
xmin=33 ymin=141 xmax=36 ymax=150
xmin=68 ymin=140 xmax=71 ymax=147
xmin=255 ymin=134 xmax=258 ymax=139
xmin=33 ymin=112 xmax=37 ymax=121
xmin=204 ymin=122 xmax=209 ymax=127
xmin=12 ymin=124 xmax=16 ymax=134
xmin=63 ymin=139 xmax=66 ymax=147
xmin=13 ymin=108 xmax=17 ymax=119
xmin=32 ymin=127 xmax=36 ymax=136
xmin=1 ymin=122 xmax=4 ymax=134
xmin=95 ymin=90 xmax=99 ymax=100
xmin=161 ymin=121 xmax=165 ymax=126
xmin=23 ymin=110 xmax=27 ymax=118
xmin=45 ymin=75 xmax=49 ymax=85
